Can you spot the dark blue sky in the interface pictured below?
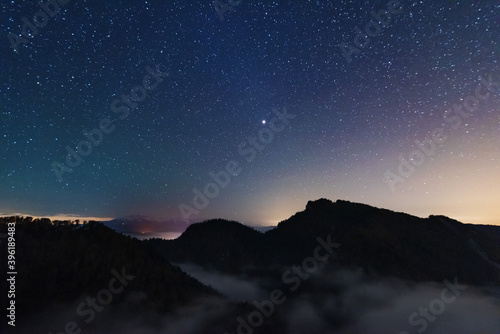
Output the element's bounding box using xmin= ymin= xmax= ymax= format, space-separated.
xmin=1 ymin=1 xmax=499 ymax=226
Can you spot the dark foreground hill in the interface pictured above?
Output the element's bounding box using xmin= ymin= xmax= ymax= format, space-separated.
xmin=0 ymin=217 xmax=217 ymax=332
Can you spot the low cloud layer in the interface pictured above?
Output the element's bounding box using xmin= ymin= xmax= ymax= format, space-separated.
xmin=18 ymin=268 xmax=500 ymax=334
xmin=177 ymin=262 xmax=270 ymax=303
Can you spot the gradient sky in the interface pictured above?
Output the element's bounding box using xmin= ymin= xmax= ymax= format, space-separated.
xmin=1 ymin=1 xmax=499 ymax=226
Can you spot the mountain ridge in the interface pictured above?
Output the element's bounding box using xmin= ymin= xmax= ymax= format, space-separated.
xmin=2 ymin=199 xmax=500 ymax=333
xmin=146 ymin=198 xmax=500 ymax=285
xmin=104 ymin=214 xmax=191 ymax=234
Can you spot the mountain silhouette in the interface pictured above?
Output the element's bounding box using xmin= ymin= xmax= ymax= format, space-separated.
xmin=147 ymin=199 xmax=500 ymax=285
xmin=104 ymin=214 xmax=191 ymax=234
xmin=2 ymin=199 xmax=499 ymax=333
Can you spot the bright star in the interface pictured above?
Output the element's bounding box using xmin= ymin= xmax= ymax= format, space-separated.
xmin=262 ymin=120 xmax=266 ymax=125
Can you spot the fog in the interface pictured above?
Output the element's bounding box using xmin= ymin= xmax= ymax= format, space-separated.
xmin=177 ymin=263 xmax=267 ymax=302
xmin=17 ymin=267 xmax=500 ymax=334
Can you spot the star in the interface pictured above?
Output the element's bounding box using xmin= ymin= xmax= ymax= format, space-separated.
xmin=1 ymin=0 xmax=498 ymax=227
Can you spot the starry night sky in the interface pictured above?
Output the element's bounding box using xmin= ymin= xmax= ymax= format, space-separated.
xmin=1 ymin=0 xmax=499 ymax=226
